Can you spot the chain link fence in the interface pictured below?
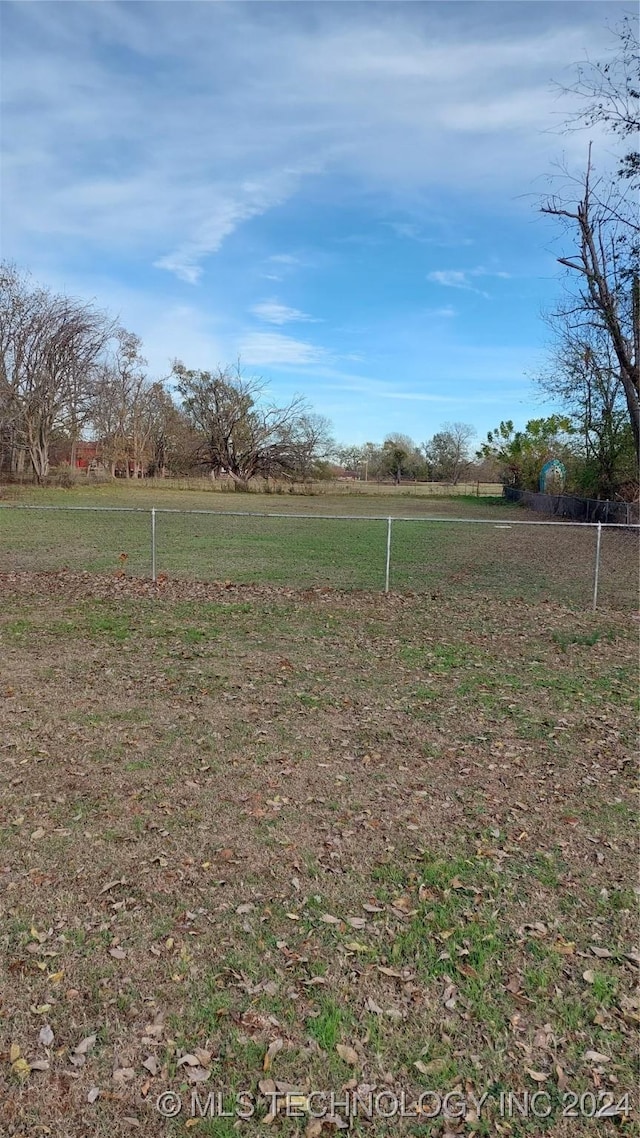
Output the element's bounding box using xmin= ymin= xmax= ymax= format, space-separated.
xmin=503 ymin=486 xmax=639 ymax=524
xmin=0 ymin=505 xmax=637 ymax=610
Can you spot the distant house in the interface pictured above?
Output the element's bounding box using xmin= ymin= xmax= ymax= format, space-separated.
xmin=74 ymin=441 xmax=101 ymax=471
xmin=50 ymin=440 xmax=110 ymax=474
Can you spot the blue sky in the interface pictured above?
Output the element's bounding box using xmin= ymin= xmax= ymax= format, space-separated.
xmin=1 ymin=0 xmax=629 ymax=446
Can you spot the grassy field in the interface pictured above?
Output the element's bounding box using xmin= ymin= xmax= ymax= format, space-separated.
xmin=0 ymin=481 xmax=508 ymax=514
xmin=0 ymin=478 xmax=504 ymax=503
xmin=0 ymin=483 xmax=637 ymax=609
xmin=0 ymin=572 xmax=637 ymax=1136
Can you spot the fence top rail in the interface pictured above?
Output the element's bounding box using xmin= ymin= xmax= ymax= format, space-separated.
xmin=0 ymin=503 xmax=638 ymax=528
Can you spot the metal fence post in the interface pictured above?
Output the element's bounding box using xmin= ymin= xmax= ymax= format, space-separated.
xmin=384 ymin=516 xmax=392 ymax=593
xmin=592 ymin=521 xmax=602 ymax=612
xmin=151 ymin=508 xmax=156 ymax=582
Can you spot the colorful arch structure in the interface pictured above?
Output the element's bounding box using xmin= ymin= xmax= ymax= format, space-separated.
xmin=539 ymin=458 xmax=567 ymax=493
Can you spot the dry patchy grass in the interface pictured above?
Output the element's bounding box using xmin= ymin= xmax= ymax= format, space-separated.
xmin=0 ymin=572 xmax=638 ymax=1137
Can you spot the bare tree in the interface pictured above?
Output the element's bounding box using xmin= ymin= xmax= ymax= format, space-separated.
xmin=92 ymin=330 xmax=152 ymax=476
xmin=542 ymin=149 xmax=639 ymax=463
xmin=543 ymin=19 xmax=640 ymax=474
xmin=173 ymin=361 xmax=332 ymax=484
xmin=0 ymin=263 xmax=111 ymax=481
xmin=556 ymin=16 xmax=639 ymax=187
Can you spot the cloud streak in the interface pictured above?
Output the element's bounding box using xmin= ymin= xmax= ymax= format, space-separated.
xmin=239 ymin=332 xmax=328 ymax=367
xmin=2 ymin=1 xmax=616 ymax=281
xmin=427 ymin=266 xmax=511 ymax=297
xmin=251 ymin=300 xmax=319 ymax=326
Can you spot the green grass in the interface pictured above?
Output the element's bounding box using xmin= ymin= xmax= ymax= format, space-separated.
xmin=1 ymin=487 xmax=637 ymax=606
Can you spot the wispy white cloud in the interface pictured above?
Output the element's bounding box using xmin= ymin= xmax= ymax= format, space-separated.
xmin=425 ymin=305 xmax=457 ymax=318
xmin=2 ymin=1 xmax=615 ymax=283
xmin=251 ymin=300 xmax=319 ymax=326
xmin=386 ymin=221 xmax=422 ymax=240
xmin=239 ymin=332 xmax=327 ymax=367
xmin=427 ymin=266 xmax=511 ymax=297
xmin=269 ymin=254 xmax=303 ymax=267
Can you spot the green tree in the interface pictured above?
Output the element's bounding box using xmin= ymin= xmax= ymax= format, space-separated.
xmin=423 ymin=422 xmax=476 ymax=484
xmin=478 ymin=416 xmax=575 ymax=490
xmin=538 ymin=323 xmax=636 ymax=497
xmin=381 ymin=433 xmax=423 ymax=484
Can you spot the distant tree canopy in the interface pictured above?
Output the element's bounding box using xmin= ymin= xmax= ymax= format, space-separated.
xmin=423 ymin=422 xmax=476 ymax=484
xmin=478 ymin=416 xmax=576 ymax=490
xmin=380 ymin=433 xmax=424 ymax=484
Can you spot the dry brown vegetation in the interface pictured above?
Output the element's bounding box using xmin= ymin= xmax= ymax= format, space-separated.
xmin=0 ymin=572 xmax=637 ymax=1137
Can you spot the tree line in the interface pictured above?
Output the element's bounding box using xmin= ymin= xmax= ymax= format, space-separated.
xmin=0 ymin=262 xmax=489 ymax=487
xmin=0 ymin=264 xmax=336 ymax=485
xmin=335 ymin=424 xmax=488 ymax=485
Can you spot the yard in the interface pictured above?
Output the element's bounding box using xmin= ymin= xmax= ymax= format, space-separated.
xmin=0 ymin=568 xmax=637 ymax=1136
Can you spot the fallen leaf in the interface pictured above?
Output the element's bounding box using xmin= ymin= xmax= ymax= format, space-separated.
xmin=176 ymin=1054 xmax=201 ymax=1067
xmin=584 ymin=1050 xmax=611 ymax=1064
xmin=391 ymin=895 xmax=413 ymax=913
xmin=556 ymin=1064 xmax=569 ymax=1091
xmin=11 ymin=1057 xmax=31 ymax=1079
xmin=9 ymin=1044 xmax=21 ymax=1063
xmin=74 ymin=1033 xmax=97 ymax=1056
xmin=187 ymin=1066 xmax=210 ymax=1083
xmin=109 ymin=947 xmax=127 ymax=960
xmin=442 ymin=983 xmax=457 ymax=1009
xmin=336 ymin=1044 xmax=359 ymax=1067
xmin=583 ymin=970 xmax=596 ymax=984
xmin=590 ymin=946 xmax=612 ymax=959
xmin=87 ymin=1087 xmax=100 ymax=1104
xmin=29 ymin=1059 xmax=50 ymax=1072
xmin=112 ymin=1067 xmax=136 ymax=1083
xmin=415 ymin=1057 xmax=447 ymax=1075
xmin=99 ymin=878 xmax=126 ymax=895
xmin=526 ymin=1068 xmax=549 ymax=1083
xmin=553 ymin=939 xmax=575 ymax=955
xmin=39 ymin=1025 xmax=54 ymax=1047
xmin=142 ymin=1055 xmax=160 ymax=1076
xmin=263 ymin=1038 xmax=283 ymax=1072
xmin=320 ymin=914 xmax=341 ymax=925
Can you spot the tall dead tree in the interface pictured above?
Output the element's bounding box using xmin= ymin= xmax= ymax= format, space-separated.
xmin=542 ymin=149 xmax=639 ymax=465
xmin=543 ymin=19 xmax=640 ymax=480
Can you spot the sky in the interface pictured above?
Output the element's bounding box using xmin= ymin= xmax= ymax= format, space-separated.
xmin=0 ymin=0 xmax=630 ymax=446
